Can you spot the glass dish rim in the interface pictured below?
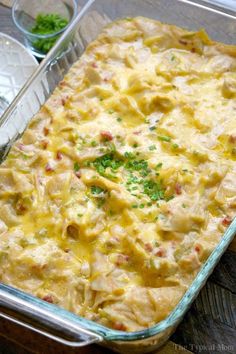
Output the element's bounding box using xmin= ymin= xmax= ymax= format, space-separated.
xmin=12 ymin=0 xmax=78 ymax=39
xmin=0 ymin=0 xmax=236 ymax=344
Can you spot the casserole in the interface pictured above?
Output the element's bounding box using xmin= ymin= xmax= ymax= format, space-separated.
xmin=0 ymin=0 xmax=235 ymax=353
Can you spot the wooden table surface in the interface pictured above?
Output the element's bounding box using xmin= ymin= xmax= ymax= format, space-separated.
xmin=0 ymin=3 xmax=235 ymax=354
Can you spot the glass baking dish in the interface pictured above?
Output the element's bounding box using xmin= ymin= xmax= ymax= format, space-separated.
xmin=0 ymin=0 xmax=235 ymax=352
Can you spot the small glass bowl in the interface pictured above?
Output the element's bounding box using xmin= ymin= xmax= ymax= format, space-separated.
xmin=12 ymin=0 xmax=77 ymax=58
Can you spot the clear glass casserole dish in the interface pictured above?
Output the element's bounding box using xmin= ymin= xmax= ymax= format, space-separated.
xmin=0 ymin=0 xmax=235 ymax=352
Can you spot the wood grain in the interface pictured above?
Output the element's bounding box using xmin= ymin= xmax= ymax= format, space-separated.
xmin=172 ymin=251 xmax=236 ymax=354
xmin=0 ymin=317 xmax=191 ymax=354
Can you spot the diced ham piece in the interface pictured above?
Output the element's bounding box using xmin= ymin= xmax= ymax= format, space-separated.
xmin=45 ymin=163 xmax=54 ymax=172
xmin=75 ymin=171 xmax=81 ymax=178
xmin=61 ymin=96 xmax=69 ymax=106
xmin=155 ymin=247 xmax=167 ymax=257
xmin=16 ymin=203 xmax=27 ymax=214
xmin=229 ymin=135 xmax=236 ymax=144
xmin=113 ymin=322 xmax=126 ymax=331
xmin=133 ymin=130 xmax=141 ymax=135
xmin=115 ymin=254 xmax=129 ymax=266
xmin=42 ymin=295 xmax=54 ymax=303
xmin=41 ymin=140 xmax=48 ymax=149
xmin=43 ymin=127 xmax=50 ymax=136
xmin=56 ymin=151 xmax=63 ymax=160
xmin=175 ymin=183 xmax=182 ymax=195
xmin=59 ymin=80 xmax=67 ymax=88
xmin=18 ymin=143 xmax=31 ymax=152
xmin=100 ymin=131 xmax=113 ymax=141
xmin=144 ymin=243 xmax=153 ymax=252
xmin=221 ymin=216 xmax=232 ymax=227
xmin=179 ymin=39 xmax=188 ymax=45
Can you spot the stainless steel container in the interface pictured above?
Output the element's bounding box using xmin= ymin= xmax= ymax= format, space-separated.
xmin=0 ymin=1 xmax=235 ymax=352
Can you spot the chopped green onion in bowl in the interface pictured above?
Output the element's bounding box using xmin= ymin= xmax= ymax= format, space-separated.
xmin=30 ymin=13 xmax=69 ymax=54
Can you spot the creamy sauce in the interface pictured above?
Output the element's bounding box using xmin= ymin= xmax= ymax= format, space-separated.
xmin=0 ymin=17 xmax=235 ymax=332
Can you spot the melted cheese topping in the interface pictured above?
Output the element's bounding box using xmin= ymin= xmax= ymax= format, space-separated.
xmin=0 ymin=17 xmax=236 ymax=332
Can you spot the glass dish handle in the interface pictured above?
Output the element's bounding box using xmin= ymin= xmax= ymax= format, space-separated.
xmin=0 ymin=288 xmax=103 ymax=347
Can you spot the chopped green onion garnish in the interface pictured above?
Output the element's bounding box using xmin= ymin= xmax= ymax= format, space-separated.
xmin=74 ymin=162 xmax=80 ymax=172
xmin=158 ymin=135 xmax=171 ymax=142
